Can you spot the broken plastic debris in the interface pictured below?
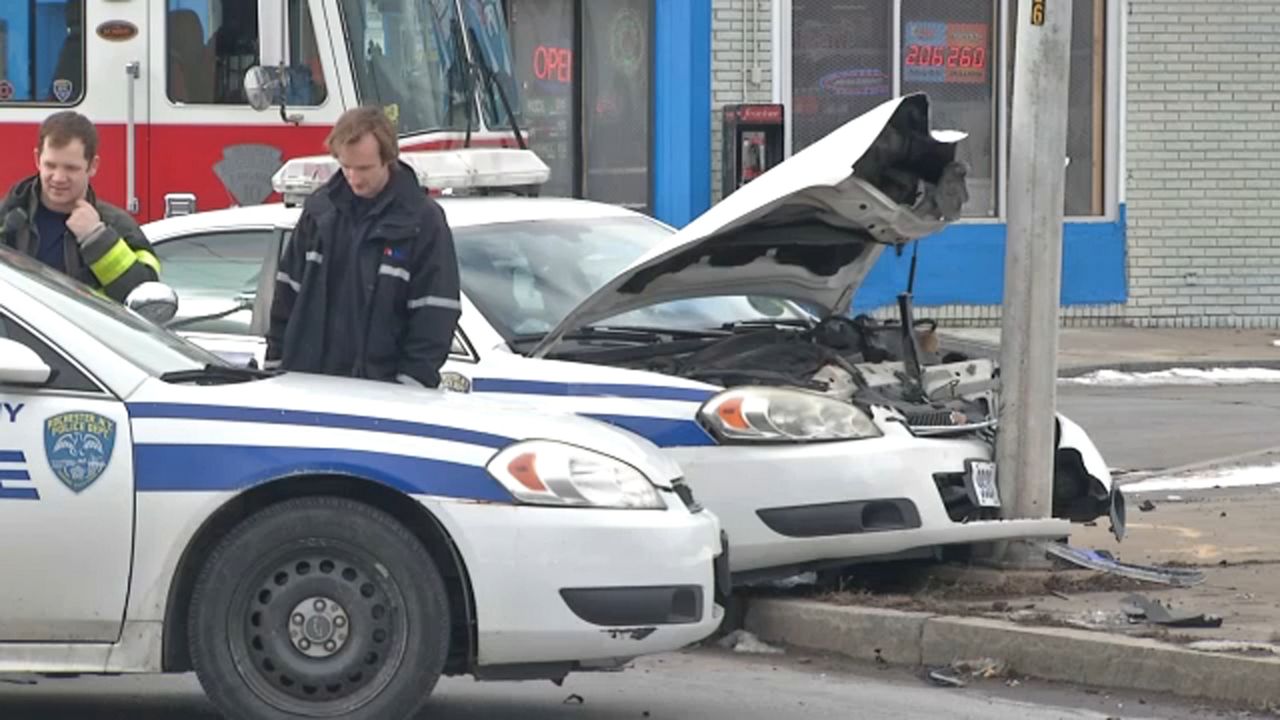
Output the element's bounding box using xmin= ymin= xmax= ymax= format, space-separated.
xmin=1040 ymin=542 xmax=1205 ymax=587
xmin=765 ymin=571 xmax=818 ymax=589
xmin=927 ymin=669 xmax=967 ymax=688
xmin=950 ymin=657 xmax=1008 ymax=679
xmin=716 ymin=629 xmax=784 ymax=655
xmin=562 ymin=693 xmax=585 ymax=705
xmin=1121 ymin=594 xmax=1224 ymax=628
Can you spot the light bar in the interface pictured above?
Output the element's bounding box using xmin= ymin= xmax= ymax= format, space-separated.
xmin=271 ymin=148 xmax=551 ymax=205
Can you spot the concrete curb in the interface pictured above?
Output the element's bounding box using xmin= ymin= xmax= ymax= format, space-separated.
xmin=745 ymin=598 xmax=1280 ymax=709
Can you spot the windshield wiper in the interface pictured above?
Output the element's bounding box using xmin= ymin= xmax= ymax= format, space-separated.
xmin=720 ymin=318 xmax=814 ymax=331
xmin=159 ymin=363 xmax=276 ymax=385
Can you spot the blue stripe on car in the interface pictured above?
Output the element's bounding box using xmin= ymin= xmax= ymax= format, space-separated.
xmin=583 ymin=414 xmax=716 ymax=448
xmin=133 ymin=444 xmax=513 ymax=501
xmin=472 ymin=378 xmax=716 ymax=403
xmin=128 ymin=403 xmax=513 ymax=449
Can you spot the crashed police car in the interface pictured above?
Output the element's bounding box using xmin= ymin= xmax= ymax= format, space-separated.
xmin=146 ymin=93 xmax=1124 ymax=585
xmin=0 ymin=247 xmax=726 ymax=720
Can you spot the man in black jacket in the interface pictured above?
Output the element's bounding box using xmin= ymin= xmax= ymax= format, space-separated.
xmin=266 ymin=106 xmax=462 ymax=389
xmin=1 ymin=111 xmax=160 ymax=301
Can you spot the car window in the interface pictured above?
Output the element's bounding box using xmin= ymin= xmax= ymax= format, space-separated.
xmin=156 ymin=230 xmax=274 ymax=334
xmin=0 ymin=312 xmax=102 ymax=394
xmin=451 ymin=216 xmax=808 ymax=340
xmin=156 ymin=230 xmax=273 ymax=296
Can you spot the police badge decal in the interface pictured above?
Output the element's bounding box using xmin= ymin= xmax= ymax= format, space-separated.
xmin=44 ymin=412 xmax=117 ymax=493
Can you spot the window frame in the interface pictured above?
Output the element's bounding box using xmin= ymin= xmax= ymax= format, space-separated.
xmin=0 ymin=0 xmax=87 ymax=107
xmin=771 ymin=0 xmax=1122 ymax=222
xmin=0 ymin=309 xmax=108 ymax=397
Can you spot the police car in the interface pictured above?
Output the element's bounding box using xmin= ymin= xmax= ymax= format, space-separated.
xmin=146 ymin=94 xmax=1125 ymax=585
xmin=0 ymin=247 xmax=726 ymax=720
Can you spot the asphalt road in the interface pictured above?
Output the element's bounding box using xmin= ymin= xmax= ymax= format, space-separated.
xmin=1056 ymin=382 xmax=1280 ymax=474
xmin=0 ymin=648 xmax=1242 ymax=720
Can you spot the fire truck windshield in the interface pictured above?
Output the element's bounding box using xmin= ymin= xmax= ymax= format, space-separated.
xmin=339 ymin=0 xmax=472 ymax=135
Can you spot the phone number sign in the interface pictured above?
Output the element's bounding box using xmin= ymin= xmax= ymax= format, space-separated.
xmin=903 ymin=21 xmax=990 ymax=85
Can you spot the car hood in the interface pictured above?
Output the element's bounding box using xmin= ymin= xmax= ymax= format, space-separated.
xmin=530 ymin=93 xmax=968 ymax=358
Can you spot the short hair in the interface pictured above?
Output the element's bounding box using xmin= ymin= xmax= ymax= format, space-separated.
xmin=326 ymin=106 xmax=398 ymax=163
xmin=38 ymin=111 xmax=98 ymax=162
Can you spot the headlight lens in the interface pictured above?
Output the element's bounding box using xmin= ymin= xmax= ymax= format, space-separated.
xmin=486 ymin=440 xmax=666 ymax=509
xmin=699 ymin=387 xmax=883 ymax=443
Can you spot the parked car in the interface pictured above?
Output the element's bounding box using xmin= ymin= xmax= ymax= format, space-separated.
xmin=145 ymin=93 xmax=1124 ymax=584
xmin=0 ymin=246 xmax=726 ymax=720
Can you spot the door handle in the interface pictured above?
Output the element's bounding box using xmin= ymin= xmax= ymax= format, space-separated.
xmin=125 ymin=61 xmax=140 ymax=214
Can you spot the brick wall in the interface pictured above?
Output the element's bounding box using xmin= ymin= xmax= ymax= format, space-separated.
xmin=710 ymin=0 xmax=773 ymax=204
xmin=1122 ymin=0 xmax=1280 ymax=329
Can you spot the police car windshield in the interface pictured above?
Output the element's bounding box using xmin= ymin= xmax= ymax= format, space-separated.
xmin=0 ymin=247 xmax=225 ymax=376
xmin=341 ymin=0 xmax=471 ymax=136
xmin=452 ymin=216 xmax=808 ymax=342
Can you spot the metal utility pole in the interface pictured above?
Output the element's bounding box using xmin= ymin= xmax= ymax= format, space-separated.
xmin=996 ymin=0 xmax=1074 ymax=564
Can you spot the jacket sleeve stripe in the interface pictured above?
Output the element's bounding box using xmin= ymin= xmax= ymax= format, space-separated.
xmin=134 ymin=249 xmax=161 ymax=274
xmin=89 ymin=239 xmax=141 ymax=285
xmin=407 ymin=295 xmax=462 ymax=311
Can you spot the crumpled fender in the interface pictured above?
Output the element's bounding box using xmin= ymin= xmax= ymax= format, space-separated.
xmin=1056 ymin=413 xmax=1126 ymax=541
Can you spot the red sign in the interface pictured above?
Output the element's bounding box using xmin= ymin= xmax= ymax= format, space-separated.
xmin=533 ymin=45 xmax=573 ymax=84
xmin=734 ymin=104 xmax=784 ymax=124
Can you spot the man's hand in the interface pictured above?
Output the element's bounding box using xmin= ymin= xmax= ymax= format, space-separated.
xmin=66 ymin=199 xmax=104 ymax=242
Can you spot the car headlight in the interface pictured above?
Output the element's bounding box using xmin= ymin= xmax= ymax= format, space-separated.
xmin=699 ymin=387 xmax=883 ymax=443
xmin=486 ymin=440 xmax=666 ymax=509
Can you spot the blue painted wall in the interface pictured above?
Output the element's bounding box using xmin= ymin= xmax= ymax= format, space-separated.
xmin=851 ymin=204 xmax=1128 ymax=312
xmin=651 ymin=0 xmax=711 ymax=227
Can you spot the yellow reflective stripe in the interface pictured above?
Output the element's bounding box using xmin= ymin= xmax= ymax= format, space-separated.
xmin=91 ymin=286 xmax=109 ymax=299
xmin=134 ymin=249 xmax=161 ymax=274
xmin=89 ymin=240 xmax=138 ymax=286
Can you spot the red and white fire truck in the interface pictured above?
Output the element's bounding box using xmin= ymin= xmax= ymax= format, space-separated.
xmin=0 ymin=0 xmax=522 ymax=223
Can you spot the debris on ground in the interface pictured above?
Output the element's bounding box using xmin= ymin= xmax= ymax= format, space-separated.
xmin=1138 ymin=499 xmax=1157 ymax=512
xmin=716 ymin=629 xmax=784 ymax=655
xmin=762 ymin=571 xmax=819 ymax=590
xmin=1121 ymin=594 xmax=1224 ymax=629
xmin=950 ymin=657 xmax=1009 ymax=679
xmin=562 ymin=693 xmax=585 ymax=704
xmin=1040 ymin=542 xmax=1205 ymax=587
xmin=926 ymin=669 xmax=967 ymax=688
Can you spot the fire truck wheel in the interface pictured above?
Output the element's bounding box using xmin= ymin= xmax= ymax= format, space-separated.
xmin=188 ymin=496 xmax=450 ymax=720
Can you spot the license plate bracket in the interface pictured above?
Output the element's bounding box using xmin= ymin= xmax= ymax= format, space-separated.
xmin=965 ymin=460 xmax=1001 ymax=508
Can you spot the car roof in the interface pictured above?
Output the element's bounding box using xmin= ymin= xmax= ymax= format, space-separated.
xmin=142 ymin=196 xmax=663 ymax=241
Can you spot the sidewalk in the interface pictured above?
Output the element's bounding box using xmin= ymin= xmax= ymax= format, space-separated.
xmin=742 ymin=485 xmax=1280 ymax=710
xmin=940 ymin=327 xmax=1280 ymax=374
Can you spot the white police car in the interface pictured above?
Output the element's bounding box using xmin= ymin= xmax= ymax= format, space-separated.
xmin=0 ymin=246 xmax=725 ymax=720
xmin=146 ymin=94 xmax=1124 ymax=584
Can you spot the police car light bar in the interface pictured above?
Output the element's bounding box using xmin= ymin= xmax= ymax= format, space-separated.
xmin=272 ymin=148 xmax=551 ymax=205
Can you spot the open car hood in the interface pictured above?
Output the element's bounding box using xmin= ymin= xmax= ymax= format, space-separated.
xmin=530 ymin=93 xmax=968 ymax=358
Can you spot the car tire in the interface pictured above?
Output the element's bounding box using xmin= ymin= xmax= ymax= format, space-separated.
xmin=188 ymin=496 xmax=450 ymax=720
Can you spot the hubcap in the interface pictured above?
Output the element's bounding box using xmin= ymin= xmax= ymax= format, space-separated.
xmin=289 ymin=596 xmax=350 ymax=658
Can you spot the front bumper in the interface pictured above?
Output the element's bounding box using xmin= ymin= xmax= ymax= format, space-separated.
xmin=420 ymin=490 xmax=724 ymax=667
xmin=668 ymin=424 xmax=1073 ymax=576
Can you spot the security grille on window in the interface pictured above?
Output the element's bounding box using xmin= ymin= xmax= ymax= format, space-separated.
xmin=0 ymin=1 xmax=85 ymax=105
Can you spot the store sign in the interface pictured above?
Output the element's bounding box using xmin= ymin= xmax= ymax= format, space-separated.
xmin=533 ymin=45 xmax=573 ymax=84
xmin=902 ymin=21 xmax=989 ymax=85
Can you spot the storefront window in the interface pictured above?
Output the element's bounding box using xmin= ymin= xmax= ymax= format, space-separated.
xmin=790 ymin=0 xmax=894 ymax=152
xmin=509 ymin=0 xmax=576 ymax=197
xmin=901 ymin=0 xmax=997 ymax=217
xmin=582 ymin=0 xmax=651 ymax=210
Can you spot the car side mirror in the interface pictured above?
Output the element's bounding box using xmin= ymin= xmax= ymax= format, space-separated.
xmin=126 ymin=281 xmax=179 ymax=324
xmin=0 ymin=338 xmax=53 ymax=387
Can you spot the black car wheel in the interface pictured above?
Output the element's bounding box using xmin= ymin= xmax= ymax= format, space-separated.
xmin=189 ymin=496 xmax=449 ymax=720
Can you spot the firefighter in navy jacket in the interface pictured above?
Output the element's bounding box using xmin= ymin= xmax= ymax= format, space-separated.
xmin=266 ymin=107 xmax=462 ymax=389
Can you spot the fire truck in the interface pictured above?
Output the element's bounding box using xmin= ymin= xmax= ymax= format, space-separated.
xmin=0 ymin=0 xmax=522 ymax=223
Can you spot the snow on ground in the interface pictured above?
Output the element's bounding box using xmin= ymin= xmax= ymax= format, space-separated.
xmin=1061 ymin=367 xmax=1280 ymax=387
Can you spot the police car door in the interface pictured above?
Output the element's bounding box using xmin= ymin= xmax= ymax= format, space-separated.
xmin=0 ymin=313 xmax=133 ymax=642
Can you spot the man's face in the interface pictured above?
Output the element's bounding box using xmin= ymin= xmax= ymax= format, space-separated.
xmin=34 ymin=138 xmax=98 ymax=212
xmin=336 ymin=134 xmax=392 ymax=199
xmin=35 ymin=137 xmax=97 ymax=210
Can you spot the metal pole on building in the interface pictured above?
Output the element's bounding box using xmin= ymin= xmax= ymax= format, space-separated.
xmin=996 ymin=0 xmax=1074 ymax=564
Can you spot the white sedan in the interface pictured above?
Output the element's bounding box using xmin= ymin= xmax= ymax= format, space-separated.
xmin=146 ymin=93 xmax=1124 ymax=584
xmin=0 ymin=246 xmax=725 ymax=720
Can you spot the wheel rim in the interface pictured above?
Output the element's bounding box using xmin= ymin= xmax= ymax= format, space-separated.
xmin=226 ymin=544 xmax=411 ymax=716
